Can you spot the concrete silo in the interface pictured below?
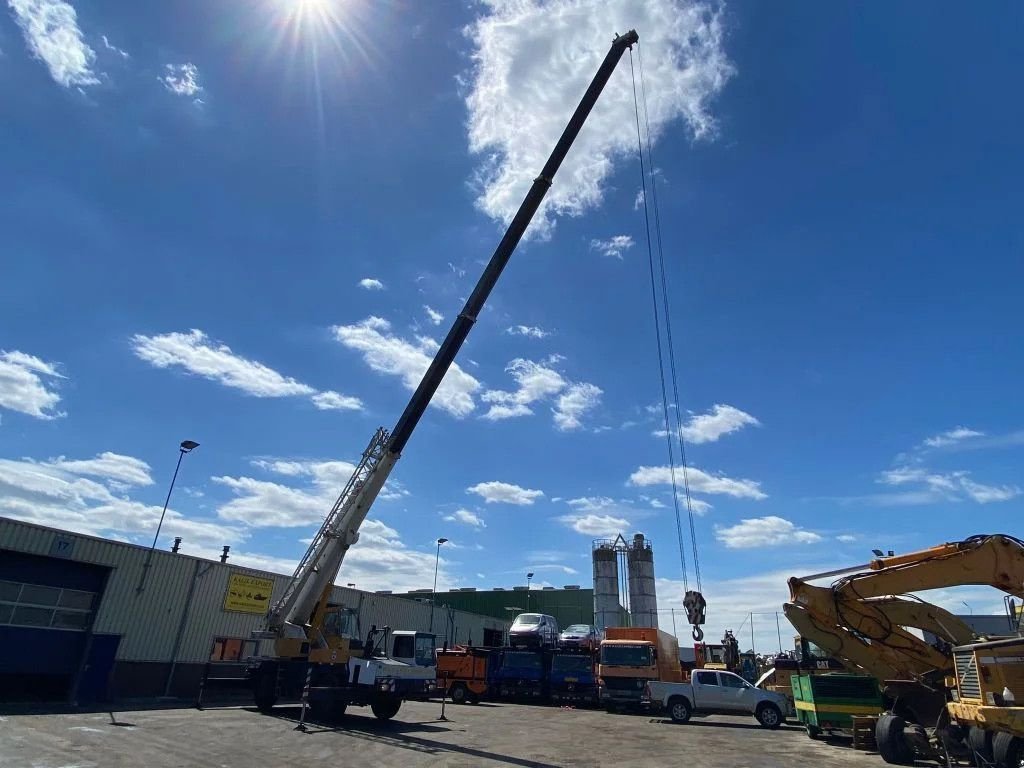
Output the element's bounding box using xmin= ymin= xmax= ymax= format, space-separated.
xmin=592 ymin=540 xmax=621 ymax=633
xmin=626 ymin=533 xmax=658 ymax=628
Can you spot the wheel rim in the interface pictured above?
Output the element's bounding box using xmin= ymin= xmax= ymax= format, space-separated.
xmin=762 ymin=708 xmax=778 ymax=725
xmin=451 ymin=687 xmax=465 ymax=703
xmin=671 ymin=703 xmax=687 ymax=720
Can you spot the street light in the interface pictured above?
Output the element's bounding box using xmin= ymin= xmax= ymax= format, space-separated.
xmin=430 ymin=537 xmax=448 ymax=632
xmin=137 ymin=440 xmax=199 ymax=593
xmin=526 ymin=572 xmax=534 ymax=612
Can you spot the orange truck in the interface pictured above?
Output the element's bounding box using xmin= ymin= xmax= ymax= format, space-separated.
xmin=597 ymin=627 xmax=681 ymax=711
xmin=435 ymin=646 xmax=491 ymax=704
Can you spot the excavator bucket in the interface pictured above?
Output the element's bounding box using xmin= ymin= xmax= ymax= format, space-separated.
xmin=684 ymin=590 xmax=707 ymax=640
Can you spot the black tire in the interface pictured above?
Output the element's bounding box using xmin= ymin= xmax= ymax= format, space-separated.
xmin=371 ymin=697 xmax=402 ymax=721
xmin=806 ymin=724 xmax=822 ymax=739
xmin=449 ymin=683 xmax=468 ymax=705
xmin=994 ymin=732 xmax=1024 ymax=768
xmin=253 ymin=673 xmax=277 ymax=714
xmin=756 ymin=702 xmax=783 ymax=729
xmin=969 ymin=726 xmax=994 ymax=765
xmin=468 ymin=693 xmax=481 ymax=705
xmin=668 ymin=696 xmax=692 ymax=724
xmin=876 ymin=713 xmax=914 ymax=765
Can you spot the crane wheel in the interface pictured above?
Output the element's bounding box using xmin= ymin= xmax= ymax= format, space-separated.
xmin=993 ymin=731 xmax=1024 ymax=768
xmin=253 ymin=673 xmax=277 ymax=714
xmin=371 ymin=697 xmax=402 ymax=721
xmin=876 ymin=713 xmax=914 ymax=765
xmin=968 ymin=726 xmax=994 ymax=765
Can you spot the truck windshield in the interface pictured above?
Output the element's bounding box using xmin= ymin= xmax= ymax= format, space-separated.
xmin=503 ymin=652 xmax=543 ymax=670
xmin=415 ymin=634 xmax=436 ymax=667
xmin=601 ymin=645 xmax=652 ymax=667
xmin=552 ymin=656 xmax=592 ymax=673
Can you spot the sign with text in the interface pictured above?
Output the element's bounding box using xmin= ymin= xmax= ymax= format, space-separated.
xmin=224 ymin=573 xmax=274 ymax=614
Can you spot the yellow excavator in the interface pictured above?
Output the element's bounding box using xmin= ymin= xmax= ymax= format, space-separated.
xmin=785 ymin=534 xmax=1024 ymax=766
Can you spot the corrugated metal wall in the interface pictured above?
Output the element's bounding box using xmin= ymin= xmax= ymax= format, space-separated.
xmin=0 ymin=517 xmax=509 ymax=664
xmin=396 ymin=587 xmax=599 ymax=628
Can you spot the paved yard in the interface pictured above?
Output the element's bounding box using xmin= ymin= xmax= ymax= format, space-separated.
xmin=0 ymin=700 xmax=894 ymax=768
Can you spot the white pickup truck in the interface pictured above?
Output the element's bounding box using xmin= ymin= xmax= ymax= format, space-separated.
xmin=646 ymin=669 xmax=789 ymax=729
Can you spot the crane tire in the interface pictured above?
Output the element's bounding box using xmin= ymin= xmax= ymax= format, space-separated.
xmin=876 ymin=713 xmax=914 ymax=765
xmin=968 ymin=726 xmax=994 ymax=765
xmin=371 ymin=697 xmax=402 ymax=721
xmin=993 ymin=732 xmax=1024 ymax=768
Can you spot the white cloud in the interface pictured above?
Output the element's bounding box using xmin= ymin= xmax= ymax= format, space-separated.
xmin=629 ymin=465 xmax=767 ymax=500
xmin=559 ymin=513 xmax=629 ymax=537
xmin=714 ymin=516 xmax=822 ymax=549
xmin=836 ymin=534 xmax=858 ymax=543
xmin=553 ymin=382 xmax=602 ymax=431
xmin=161 ymin=62 xmax=202 ymax=97
xmin=423 ymin=305 xmax=444 ymax=326
xmin=0 ymin=453 xmax=236 ymax=546
xmin=100 ymin=34 xmax=128 ymax=58
xmin=0 ymin=350 xmax=65 ymax=420
xmin=589 ymin=235 xmax=635 ymax=259
xmin=332 ymin=317 xmax=480 ymax=417
xmin=923 ymin=426 xmax=985 ymax=448
xmin=876 ymin=465 xmax=1020 ymax=505
xmin=9 ymin=0 xmax=99 ymax=87
xmin=566 ymin=495 xmax=617 ymax=512
xmin=464 ymin=0 xmax=732 ymax=237
xmin=49 ymin=452 xmax=153 ymax=486
xmin=482 ymin=358 xmax=566 ymax=421
xmin=467 ymin=480 xmax=544 ymax=505
xmin=505 ymin=325 xmax=550 ymax=339
xmin=132 ymin=329 xmax=359 ymax=412
xmin=358 ymin=278 xmax=385 ymax=290
xmin=679 ymin=404 xmax=760 ymax=444
xmin=444 ymin=508 xmax=486 ymax=528
xmin=634 ymin=189 xmax=645 ymax=210
xmin=133 ymin=329 xmax=313 ymax=397
xmin=311 ymin=390 xmax=363 ymax=411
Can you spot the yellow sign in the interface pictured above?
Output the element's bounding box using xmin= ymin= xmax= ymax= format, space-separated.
xmin=224 ymin=573 xmax=274 ymax=614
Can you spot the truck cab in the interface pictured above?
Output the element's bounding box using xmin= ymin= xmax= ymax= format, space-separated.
xmin=549 ymin=650 xmax=597 ymax=705
xmin=492 ymin=648 xmax=549 ymax=700
xmin=597 ymin=639 xmax=657 ymax=710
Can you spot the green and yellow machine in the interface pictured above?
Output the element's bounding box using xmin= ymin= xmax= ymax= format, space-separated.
xmin=791 ymin=673 xmax=882 ymax=738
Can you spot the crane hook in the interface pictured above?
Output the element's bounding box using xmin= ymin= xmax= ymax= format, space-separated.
xmin=692 ymin=625 xmax=704 ymax=642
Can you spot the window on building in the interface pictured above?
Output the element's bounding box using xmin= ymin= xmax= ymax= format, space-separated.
xmin=210 ymin=637 xmax=258 ymax=662
xmin=0 ymin=580 xmax=95 ymax=631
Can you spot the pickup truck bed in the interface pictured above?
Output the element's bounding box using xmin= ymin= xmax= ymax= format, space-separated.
xmin=647 ymin=669 xmax=789 ymax=729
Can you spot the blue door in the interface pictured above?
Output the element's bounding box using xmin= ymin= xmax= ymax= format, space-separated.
xmin=77 ymin=634 xmax=121 ymax=703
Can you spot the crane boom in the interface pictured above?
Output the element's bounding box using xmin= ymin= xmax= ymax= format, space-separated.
xmin=268 ymin=30 xmax=640 ymax=635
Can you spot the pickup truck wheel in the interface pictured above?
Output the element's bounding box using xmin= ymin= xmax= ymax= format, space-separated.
xmin=756 ymin=702 xmax=782 ymax=729
xmin=668 ymin=697 xmax=692 ymax=724
xmin=449 ymin=683 xmax=467 ymax=705
xmin=993 ymin=732 xmax=1024 ymax=768
xmin=876 ymin=713 xmax=914 ymax=765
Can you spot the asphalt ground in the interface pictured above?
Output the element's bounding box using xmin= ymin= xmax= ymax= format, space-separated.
xmin=0 ymin=699 xmax=899 ymax=768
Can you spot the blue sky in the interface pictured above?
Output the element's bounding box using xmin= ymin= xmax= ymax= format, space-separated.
xmin=1 ymin=0 xmax=1021 ymax=650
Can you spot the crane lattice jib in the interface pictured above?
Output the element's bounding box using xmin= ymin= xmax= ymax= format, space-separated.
xmin=267 ymin=428 xmax=390 ymax=631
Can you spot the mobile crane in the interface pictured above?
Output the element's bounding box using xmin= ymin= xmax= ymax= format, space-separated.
xmin=246 ymin=28 xmax=641 ymax=723
xmin=785 ymin=534 xmax=1024 ymax=765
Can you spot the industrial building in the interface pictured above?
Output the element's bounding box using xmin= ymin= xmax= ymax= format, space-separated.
xmin=0 ymin=517 xmax=510 ymax=704
xmin=394 ymin=585 xmax=605 ymax=630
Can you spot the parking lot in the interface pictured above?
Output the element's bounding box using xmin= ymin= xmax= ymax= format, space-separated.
xmin=0 ymin=700 xmax=892 ymax=768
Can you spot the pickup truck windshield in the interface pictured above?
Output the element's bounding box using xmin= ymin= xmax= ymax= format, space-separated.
xmin=503 ymin=652 xmax=543 ymax=670
xmin=601 ymin=645 xmax=652 ymax=667
xmin=552 ymin=655 xmax=592 ymax=673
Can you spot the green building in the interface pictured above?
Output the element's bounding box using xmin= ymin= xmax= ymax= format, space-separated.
xmin=391 ymin=586 xmax=601 ymax=630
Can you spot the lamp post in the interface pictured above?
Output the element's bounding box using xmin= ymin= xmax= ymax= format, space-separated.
xmin=526 ymin=572 xmax=534 ymax=612
xmin=430 ymin=537 xmax=448 ymax=632
xmin=137 ymin=440 xmax=199 ymax=593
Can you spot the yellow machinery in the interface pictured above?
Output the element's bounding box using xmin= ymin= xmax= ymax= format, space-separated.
xmin=785 ymin=534 xmax=1024 ymax=765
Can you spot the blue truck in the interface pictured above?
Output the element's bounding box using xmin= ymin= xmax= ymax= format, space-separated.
xmin=548 ymin=650 xmax=598 ymax=706
xmin=489 ymin=648 xmax=550 ymax=701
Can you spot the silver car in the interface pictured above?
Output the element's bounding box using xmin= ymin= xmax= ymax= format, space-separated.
xmin=509 ymin=613 xmax=559 ymax=648
xmin=559 ymin=624 xmax=599 ymax=652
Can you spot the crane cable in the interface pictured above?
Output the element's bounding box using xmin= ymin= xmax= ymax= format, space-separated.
xmin=629 ymin=45 xmax=706 ymax=639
